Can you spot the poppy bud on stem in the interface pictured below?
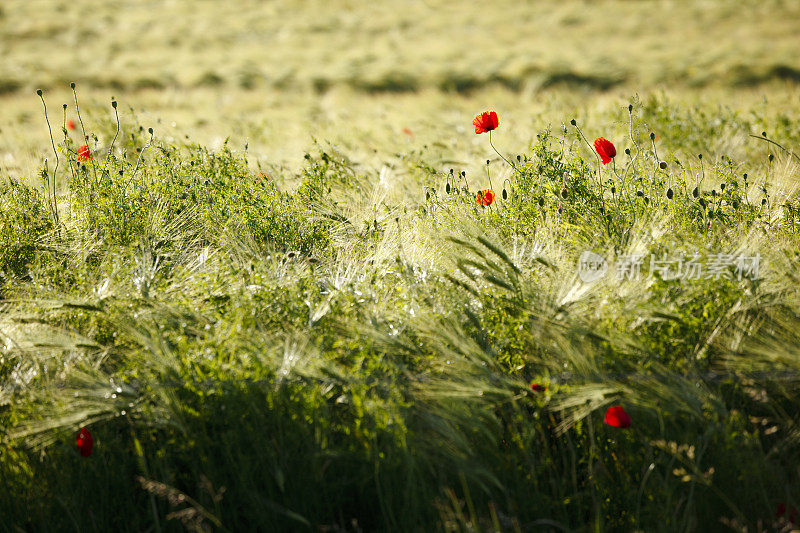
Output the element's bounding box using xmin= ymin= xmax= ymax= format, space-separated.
xmin=109 ymin=98 xmax=121 ymax=156
xmin=502 ymin=178 xmax=512 ymax=200
xmin=37 ymin=88 xmax=60 ymax=226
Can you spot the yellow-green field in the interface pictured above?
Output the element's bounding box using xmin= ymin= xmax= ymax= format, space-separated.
xmin=2 ymin=0 xmax=800 ymax=180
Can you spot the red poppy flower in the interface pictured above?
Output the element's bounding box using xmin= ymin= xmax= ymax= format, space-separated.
xmin=603 ymin=405 xmax=631 ymax=428
xmin=530 ymin=382 xmax=546 ymax=392
xmin=475 ymin=189 xmax=495 ymax=206
xmin=76 ymin=427 xmax=94 ymax=457
xmin=473 ymin=111 xmax=499 ymax=134
xmin=78 ymin=145 xmax=92 ymax=162
xmin=402 ymin=127 xmax=413 ymax=137
xmin=594 ymin=137 xmax=616 ymax=165
xmin=777 ymin=502 xmax=799 ymax=524
xmin=67 ymin=119 xmax=76 ymax=131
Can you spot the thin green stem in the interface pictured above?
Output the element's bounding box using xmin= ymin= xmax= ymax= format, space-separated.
xmin=749 ymin=134 xmax=800 ymax=164
xmin=38 ymin=91 xmax=60 ymax=225
xmin=489 ymin=130 xmax=520 ymax=175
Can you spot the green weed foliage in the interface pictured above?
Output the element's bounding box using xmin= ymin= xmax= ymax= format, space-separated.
xmin=2 ymin=94 xmax=800 ymax=532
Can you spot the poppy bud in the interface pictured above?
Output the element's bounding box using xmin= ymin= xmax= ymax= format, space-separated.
xmin=461 ymin=171 xmax=465 ymax=177
xmin=449 ymin=168 xmax=454 ymax=175
xmin=426 ymin=191 xmax=430 ymax=201
xmin=762 ymin=131 xmax=767 ymax=137
xmin=570 ymin=119 xmax=576 ymax=126
xmin=538 ymin=198 xmax=544 ymax=207
xmin=70 ymin=82 xmax=76 ymax=89
xmin=486 ymin=159 xmax=490 ymax=166
xmin=644 ymin=197 xmax=650 ymax=204
xmin=720 ymin=183 xmax=725 ymax=190
xmin=628 ymin=104 xmax=633 ymax=112
xmin=667 ymin=188 xmax=673 ymax=199
xmin=698 ymin=154 xmax=703 ymax=160
xmin=636 ymin=190 xmax=643 ymax=197
xmin=558 ymin=206 xmax=563 ymax=214
xmin=769 ymin=154 xmax=774 ymax=162
xmin=62 ymin=103 xmax=67 ymax=109
xmin=711 ymin=190 xmax=716 ymax=197
xmin=699 ymin=198 xmax=707 ymax=208
xmin=516 ymin=155 xmax=521 ymax=162
xmin=743 ymin=173 xmax=747 ymax=180
xmin=561 ymin=188 xmax=568 ymax=198
xmin=309 ymin=257 xmax=318 ymax=264
xmin=610 ymin=187 xmax=616 ymax=194
xmin=118 ymin=170 xmax=123 ymax=176
xmin=625 ymin=148 xmax=631 ymax=155
xmin=148 ymin=127 xmax=153 ymax=134
xmin=446 ymin=183 xmax=451 ymax=193
xmin=36 ymin=89 xmax=43 ymax=96
xmin=762 ymin=198 xmax=767 ymax=205
xmin=650 ymin=132 xmax=655 ymax=141
xmin=659 ymin=161 xmax=667 ymax=170
xmin=502 ymin=188 xmax=507 ymax=200
xmin=112 ymin=100 xmax=117 ymax=109
xmin=692 ymin=187 xmax=699 ymax=198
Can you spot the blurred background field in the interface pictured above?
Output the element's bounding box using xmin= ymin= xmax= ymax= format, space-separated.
xmin=2 ymin=0 xmax=800 ymax=180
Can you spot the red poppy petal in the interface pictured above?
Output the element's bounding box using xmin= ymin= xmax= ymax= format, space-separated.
xmin=594 ymin=137 xmax=616 ymax=165
xmin=488 ymin=111 xmax=499 ymax=130
xmin=473 ymin=111 xmax=499 ymax=134
xmin=604 ymin=405 xmax=632 ymax=428
xmin=77 ymin=427 xmax=94 ymax=456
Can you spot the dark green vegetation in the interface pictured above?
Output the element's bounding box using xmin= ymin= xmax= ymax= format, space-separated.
xmin=2 ymin=95 xmax=800 ymax=532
